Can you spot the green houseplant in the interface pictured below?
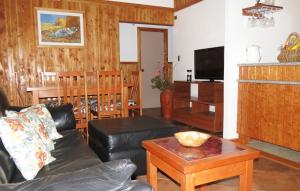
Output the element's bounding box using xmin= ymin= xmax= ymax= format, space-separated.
xmin=151 ymin=72 xmax=174 ymax=119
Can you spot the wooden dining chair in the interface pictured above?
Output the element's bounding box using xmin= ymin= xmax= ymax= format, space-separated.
xmin=57 ymin=72 xmax=89 ymax=137
xmin=91 ymin=71 xmax=124 ymax=119
xmin=41 ymin=72 xmax=58 ymax=86
xmin=128 ymin=71 xmax=142 ymax=116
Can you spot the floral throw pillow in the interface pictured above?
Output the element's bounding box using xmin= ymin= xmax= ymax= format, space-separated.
xmin=6 ymin=110 xmax=55 ymax=151
xmin=0 ymin=116 xmax=56 ymax=180
xmin=21 ymin=104 xmax=62 ymax=140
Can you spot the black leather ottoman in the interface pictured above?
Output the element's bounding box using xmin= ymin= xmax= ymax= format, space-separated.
xmin=88 ymin=116 xmax=179 ymax=176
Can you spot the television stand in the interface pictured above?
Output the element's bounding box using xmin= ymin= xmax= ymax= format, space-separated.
xmin=172 ymin=81 xmax=223 ymax=133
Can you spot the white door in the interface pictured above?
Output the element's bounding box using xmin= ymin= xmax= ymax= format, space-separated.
xmin=141 ymin=31 xmax=164 ymax=108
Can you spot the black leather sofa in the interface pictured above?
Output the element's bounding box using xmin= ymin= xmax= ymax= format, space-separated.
xmin=0 ymin=89 xmax=152 ymax=191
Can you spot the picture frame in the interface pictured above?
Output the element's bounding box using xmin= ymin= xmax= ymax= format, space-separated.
xmin=36 ymin=8 xmax=85 ymax=47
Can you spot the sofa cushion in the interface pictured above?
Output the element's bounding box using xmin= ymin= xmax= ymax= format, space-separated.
xmin=5 ymin=110 xmax=55 ymax=151
xmin=21 ymin=104 xmax=62 ymax=140
xmin=47 ymin=103 xmax=76 ymax=132
xmin=0 ymin=116 xmax=55 ymax=180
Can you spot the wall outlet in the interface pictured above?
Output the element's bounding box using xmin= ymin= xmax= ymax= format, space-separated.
xmin=209 ymin=105 xmax=215 ymax=112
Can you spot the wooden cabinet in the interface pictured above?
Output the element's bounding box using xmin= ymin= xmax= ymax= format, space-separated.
xmin=172 ymin=81 xmax=224 ymax=133
xmin=238 ymin=63 xmax=300 ymax=151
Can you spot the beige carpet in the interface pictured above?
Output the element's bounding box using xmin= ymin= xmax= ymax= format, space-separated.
xmin=137 ymin=158 xmax=300 ymax=191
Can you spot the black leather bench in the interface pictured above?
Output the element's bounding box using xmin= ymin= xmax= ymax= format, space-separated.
xmin=88 ymin=116 xmax=179 ymax=176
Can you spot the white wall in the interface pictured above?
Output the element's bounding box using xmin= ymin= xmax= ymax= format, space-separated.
xmin=173 ymin=0 xmax=225 ymax=81
xmin=108 ymin=0 xmax=173 ymax=8
xmin=223 ymin=0 xmax=300 ymax=139
xmin=173 ymin=0 xmax=300 ymax=139
xmin=119 ymin=23 xmax=173 ymax=62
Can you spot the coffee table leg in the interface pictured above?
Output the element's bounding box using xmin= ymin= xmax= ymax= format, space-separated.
xmin=147 ymin=151 xmax=158 ymax=191
xmin=239 ymin=160 xmax=253 ymax=191
xmin=181 ymin=174 xmax=195 ymax=191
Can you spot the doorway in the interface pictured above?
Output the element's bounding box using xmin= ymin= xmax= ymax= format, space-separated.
xmin=138 ymin=28 xmax=168 ymax=108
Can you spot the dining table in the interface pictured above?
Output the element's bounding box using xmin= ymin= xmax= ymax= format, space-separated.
xmin=26 ymin=84 xmax=132 ymax=118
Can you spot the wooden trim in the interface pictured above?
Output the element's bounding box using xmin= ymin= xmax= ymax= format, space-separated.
xmin=120 ymin=62 xmax=138 ymax=65
xmin=257 ymin=149 xmax=300 ymax=171
xmin=174 ymin=0 xmax=202 ymax=12
xmin=63 ymin=0 xmax=174 ymax=11
xmin=230 ymin=138 xmax=300 ymax=170
xmin=138 ymin=27 xmax=169 ymax=33
xmin=119 ymin=20 xmax=173 ymax=26
xmin=137 ymin=27 xmax=168 ymax=72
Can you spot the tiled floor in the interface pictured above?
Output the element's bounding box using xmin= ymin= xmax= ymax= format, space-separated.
xmin=140 ymin=108 xmax=300 ymax=190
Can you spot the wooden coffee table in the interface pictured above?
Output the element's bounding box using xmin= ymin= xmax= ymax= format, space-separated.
xmin=142 ymin=136 xmax=260 ymax=191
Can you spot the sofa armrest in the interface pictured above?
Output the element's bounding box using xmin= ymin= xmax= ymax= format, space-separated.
xmin=47 ymin=103 xmax=76 ymax=132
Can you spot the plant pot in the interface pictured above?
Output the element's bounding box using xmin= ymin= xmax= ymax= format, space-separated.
xmin=160 ymin=89 xmax=174 ymax=119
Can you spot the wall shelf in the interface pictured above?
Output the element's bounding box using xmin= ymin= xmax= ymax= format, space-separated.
xmin=242 ymin=2 xmax=283 ymax=17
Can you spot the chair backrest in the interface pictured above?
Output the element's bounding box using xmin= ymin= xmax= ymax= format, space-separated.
xmin=57 ymin=72 xmax=88 ymax=130
xmin=95 ymin=71 xmax=123 ymax=118
xmin=129 ymin=71 xmax=142 ymax=116
xmin=41 ymin=72 xmax=57 ymax=86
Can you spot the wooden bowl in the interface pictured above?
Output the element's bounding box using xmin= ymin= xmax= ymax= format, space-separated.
xmin=174 ymin=131 xmax=211 ymax=147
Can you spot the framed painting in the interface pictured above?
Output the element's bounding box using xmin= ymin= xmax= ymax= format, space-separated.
xmin=36 ymin=8 xmax=84 ymax=47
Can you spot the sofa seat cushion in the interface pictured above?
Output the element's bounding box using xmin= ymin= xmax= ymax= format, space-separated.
xmin=21 ymin=104 xmax=62 ymax=140
xmin=36 ymin=130 xmax=101 ymax=178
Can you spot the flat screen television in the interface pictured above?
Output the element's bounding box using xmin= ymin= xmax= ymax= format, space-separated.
xmin=194 ymin=46 xmax=224 ymax=81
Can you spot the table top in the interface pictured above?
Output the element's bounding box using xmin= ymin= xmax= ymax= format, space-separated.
xmin=143 ymin=136 xmax=260 ymax=174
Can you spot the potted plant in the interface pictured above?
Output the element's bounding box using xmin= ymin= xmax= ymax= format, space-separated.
xmin=151 ymin=72 xmax=174 ymax=119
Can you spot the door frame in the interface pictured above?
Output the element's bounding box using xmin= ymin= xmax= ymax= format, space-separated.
xmin=137 ymin=27 xmax=168 ymax=73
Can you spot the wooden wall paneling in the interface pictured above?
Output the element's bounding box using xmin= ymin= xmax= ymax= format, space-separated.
xmin=262 ymin=66 xmax=271 ymax=80
xmin=0 ymin=0 xmax=8 ymax=98
xmin=293 ymin=86 xmax=300 ymax=149
xmin=248 ymin=66 xmax=256 ymax=80
xmin=120 ymin=64 xmax=139 ymax=83
xmin=237 ymin=83 xmax=244 ymax=136
xmin=253 ymin=84 xmax=262 ymax=141
xmin=268 ymin=65 xmax=278 ymax=80
xmin=245 ymin=83 xmax=256 ymax=138
xmin=255 ymin=66 xmax=263 ymax=80
xmin=241 ymin=66 xmax=248 ymax=80
xmin=283 ymin=85 xmax=294 ymax=147
xmin=295 ymin=66 xmax=300 ymax=81
xmin=1 ymin=0 xmax=173 ymax=105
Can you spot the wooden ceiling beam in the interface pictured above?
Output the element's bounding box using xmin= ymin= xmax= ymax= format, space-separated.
xmin=174 ymin=0 xmax=202 ymax=12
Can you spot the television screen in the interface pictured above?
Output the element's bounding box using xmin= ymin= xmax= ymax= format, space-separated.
xmin=194 ymin=46 xmax=224 ymax=81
